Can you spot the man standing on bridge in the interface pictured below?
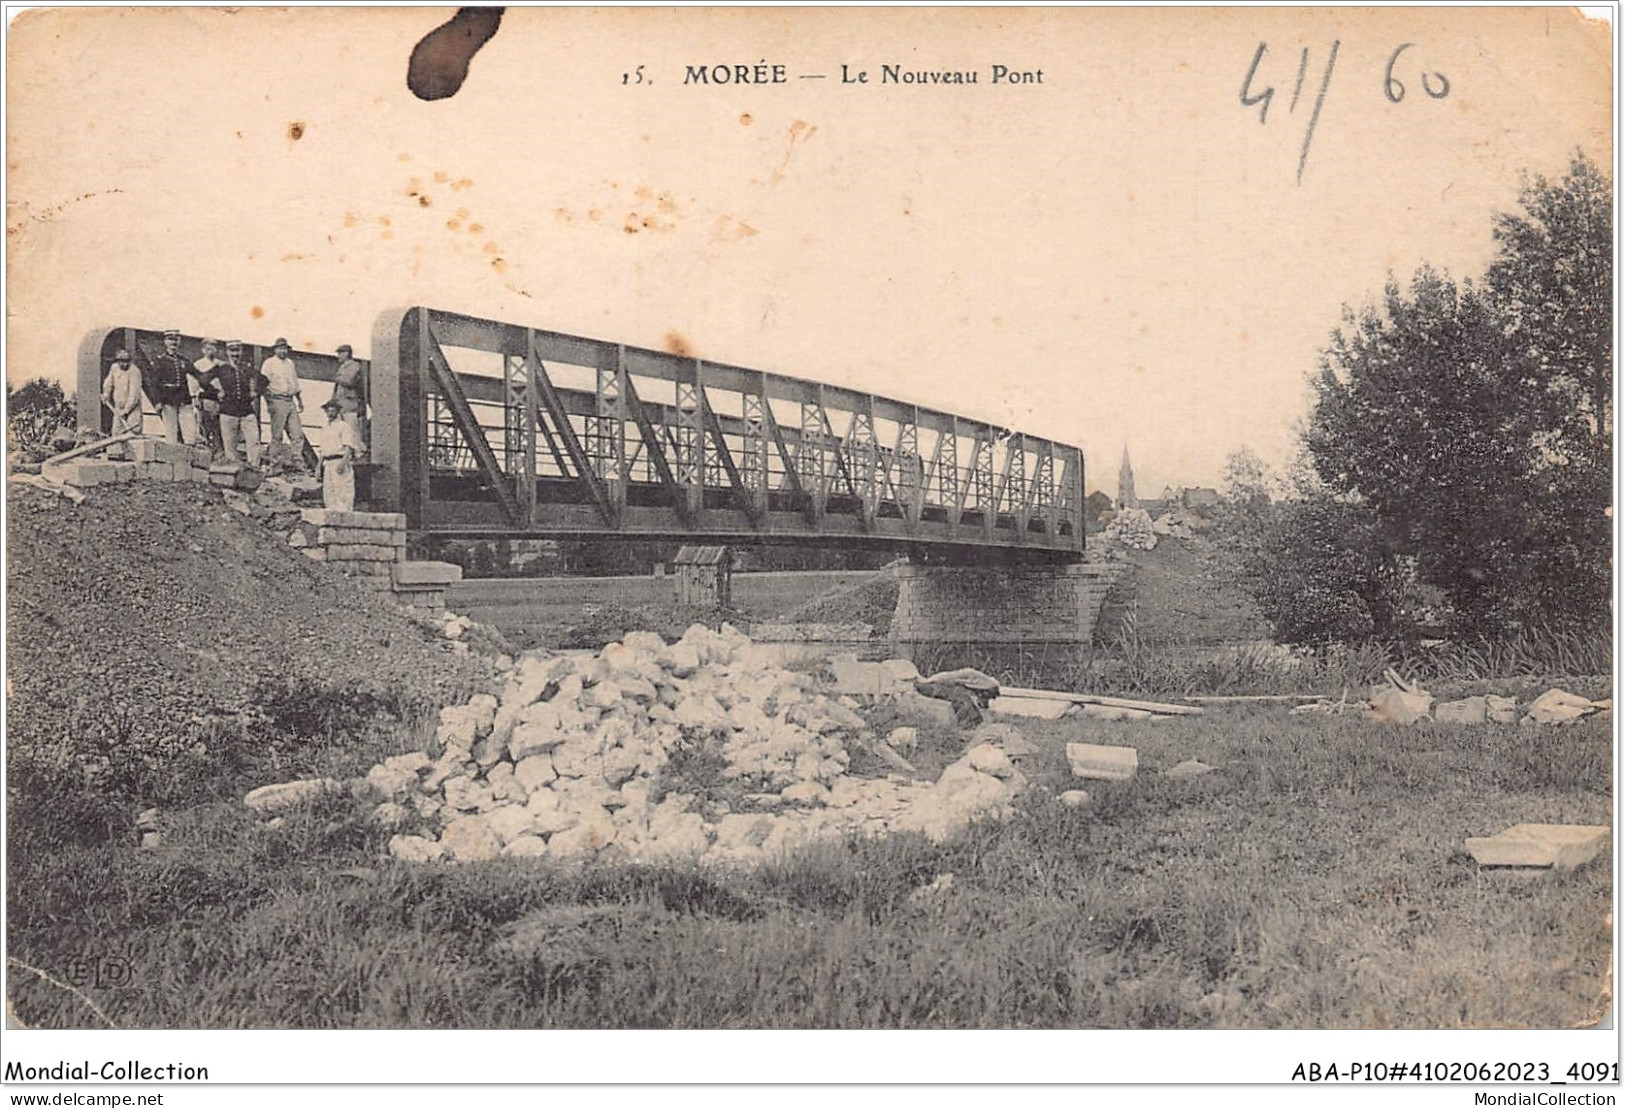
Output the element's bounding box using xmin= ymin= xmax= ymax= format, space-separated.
xmin=214 ymin=340 xmax=266 ymax=467
xmin=144 ymin=329 xmax=194 ymax=445
xmin=313 ymin=396 xmax=362 ymax=511
xmin=190 ymin=338 xmax=225 ymax=459
xmin=260 ymin=337 xmax=309 ymax=472
xmin=101 ymin=349 xmax=144 ymax=452
xmin=329 ymin=343 xmax=368 ymax=456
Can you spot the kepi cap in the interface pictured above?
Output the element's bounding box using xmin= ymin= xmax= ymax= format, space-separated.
xmin=201 ymin=337 xmax=219 ymax=347
xmin=112 ymin=349 xmax=131 ymax=362
xmin=336 ymin=344 xmax=353 ymax=356
xmin=163 ymin=329 xmax=180 ymax=340
xmin=273 ymin=337 xmax=290 ymax=348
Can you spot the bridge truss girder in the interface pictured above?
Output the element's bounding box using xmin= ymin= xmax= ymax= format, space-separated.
xmin=80 ymin=310 xmax=1085 ymax=559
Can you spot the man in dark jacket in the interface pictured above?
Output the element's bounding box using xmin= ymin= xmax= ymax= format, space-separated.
xmin=213 ymin=340 xmax=268 ymax=466
xmin=144 ymin=329 xmax=194 ymax=444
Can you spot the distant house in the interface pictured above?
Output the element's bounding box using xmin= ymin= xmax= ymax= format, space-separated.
xmin=1084 ymin=490 xmax=1114 ymax=531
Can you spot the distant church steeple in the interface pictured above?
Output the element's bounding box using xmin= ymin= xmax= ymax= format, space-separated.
xmin=1118 ymin=446 xmax=1138 ymax=510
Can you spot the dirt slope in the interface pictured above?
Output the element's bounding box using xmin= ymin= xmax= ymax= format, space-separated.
xmin=6 ymin=481 xmax=490 ymax=799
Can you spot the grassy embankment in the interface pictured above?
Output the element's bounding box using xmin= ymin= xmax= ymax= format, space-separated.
xmin=9 ymin=695 xmax=1611 ymax=1030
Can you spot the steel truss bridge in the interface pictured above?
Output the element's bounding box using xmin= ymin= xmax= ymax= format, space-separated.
xmin=81 ymin=308 xmax=1085 ymax=559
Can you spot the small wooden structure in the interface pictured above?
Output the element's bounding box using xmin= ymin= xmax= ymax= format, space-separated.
xmin=673 ymin=545 xmax=733 ymax=609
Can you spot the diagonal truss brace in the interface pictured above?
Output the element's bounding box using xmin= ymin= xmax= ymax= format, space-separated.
xmin=423 ymin=323 xmax=525 ymax=527
xmin=527 ymin=330 xmax=617 ymax=527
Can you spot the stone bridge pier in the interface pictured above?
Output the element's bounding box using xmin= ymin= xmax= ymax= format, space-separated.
xmin=888 ymin=560 xmax=1125 ymax=665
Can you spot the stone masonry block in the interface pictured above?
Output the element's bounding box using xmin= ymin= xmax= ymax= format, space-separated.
xmin=63 ymin=462 xmax=135 ymax=487
xmin=139 ymin=461 xmax=177 ymax=482
xmin=299 ymin=508 xmax=407 ymax=531
xmin=317 ymin=527 xmax=400 ymax=547
xmin=392 ymin=561 xmax=463 ymax=586
xmin=339 ymin=560 xmax=395 ymax=577
xmin=128 ymin=439 xmax=162 ymax=464
xmin=301 ymin=548 xmax=328 ymax=562
xmin=325 ymin=544 xmax=399 ymax=562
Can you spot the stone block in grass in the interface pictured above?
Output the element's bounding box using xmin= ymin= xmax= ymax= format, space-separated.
xmin=1066 ymin=742 xmax=1138 ymax=781
xmin=1466 ymin=824 xmax=1610 ymax=870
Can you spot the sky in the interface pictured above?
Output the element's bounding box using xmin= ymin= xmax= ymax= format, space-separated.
xmin=6 ymin=5 xmax=1613 ymax=496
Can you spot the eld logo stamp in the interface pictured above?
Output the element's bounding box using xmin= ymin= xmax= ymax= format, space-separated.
xmin=62 ymin=952 xmax=136 ymax=990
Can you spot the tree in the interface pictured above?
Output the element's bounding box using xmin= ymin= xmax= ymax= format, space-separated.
xmin=1219 ymin=447 xmax=1280 ymax=522
xmin=6 ymin=376 xmax=75 ymax=457
xmin=1303 ymin=153 xmax=1611 ymax=635
xmin=1242 ymin=490 xmax=1413 ymax=644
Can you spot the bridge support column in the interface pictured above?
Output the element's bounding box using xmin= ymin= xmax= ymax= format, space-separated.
xmin=888 ymin=561 xmax=1125 ymax=666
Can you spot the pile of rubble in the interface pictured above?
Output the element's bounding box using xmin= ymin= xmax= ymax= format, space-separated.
xmin=1151 ymin=508 xmax=1212 ymax=539
xmin=312 ymin=624 xmax=1031 ymax=865
xmin=1103 ymin=507 xmax=1157 ymax=550
xmin=1295 ymin=670 xmax=1612 ymax=727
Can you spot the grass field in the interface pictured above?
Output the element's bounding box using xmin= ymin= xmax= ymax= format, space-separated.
xmin=7 ymin=701 xmax=1611 ymax=1030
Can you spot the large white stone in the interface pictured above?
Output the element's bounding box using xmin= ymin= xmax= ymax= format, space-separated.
xmin=502 ymin=835 xmax=549 ymax=858
xmin=675 ymin=694 xmax=729 ymax=733
xmin=244 ymin=778 xmax=341 ymax=814
xmin=1366 ymin=686 xmax=1432 ymax=726
xmin=1066 ymin=742 xmax=1138 ymax=781
xmin=1434 ymin=697 xmax=1488 ymax=725
xmin=548 ymin=810 xmax=618 ymax=859
xmin=988 ymin=696 xmax=1073 ymax=720
xmin=486 ymin=762 xmax=524 ymax=802
xmin=641 ymin=813 xmax=710 ymax=862
xmin=440 ymin=816 xmax=503 ymax=862
xmin=422 ymin=751 xmax=470 ymax=792
xmin=508 ymin=718 xmax=566 ymax=761
xmin=484 ymin=804 xmax=538 ymax=845
xmin=601 ymin=745 xmax=643 ymax=786
xmin=365 ymin=762 xmax=419 ymax=801
xmin=526 ymin=789 xmax=581 ymax=836
xmin=513 ymin=753 xmax=558 ymax=793
xmin=781 ymin=781 xmax=830 ymax=806
xmin=551 ymin=743 xmax=606 ymax=782
xmin=886 ymin=727 xmax=919 ymax=753
xmin=665 ymin=641 xmax=702 ymax=677
xmin=383 ymin=751 xmax=432 ymax=775
xmin=713 ymin=813 xmax=776 ymax=852
xmin=965 ymin=743 xmax=1015 ymax=779
xmin=1465 ymin=824 xmax=1610 ymax=869
xmin=388 ymin=834 xmax=445 ymax=863
xmin=444 ymin=777 xmax=494 ymax=813
xmin=1522 ymin=689 xmax=1597 ymax=726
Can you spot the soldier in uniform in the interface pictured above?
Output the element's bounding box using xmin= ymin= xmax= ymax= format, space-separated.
xmin=214 ymin=340 xmax=267 ymax=466
xmin=144 ymin=329 xmax=194 ymax=444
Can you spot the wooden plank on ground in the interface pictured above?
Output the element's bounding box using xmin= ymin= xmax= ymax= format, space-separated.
xmin=45 ymin=433 xmax=137 ymax=464
xmin=1184 ymin=694 xmax=1331 ymax=703
xmin=1001 ymin=686 xmax=1204 ymax=716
